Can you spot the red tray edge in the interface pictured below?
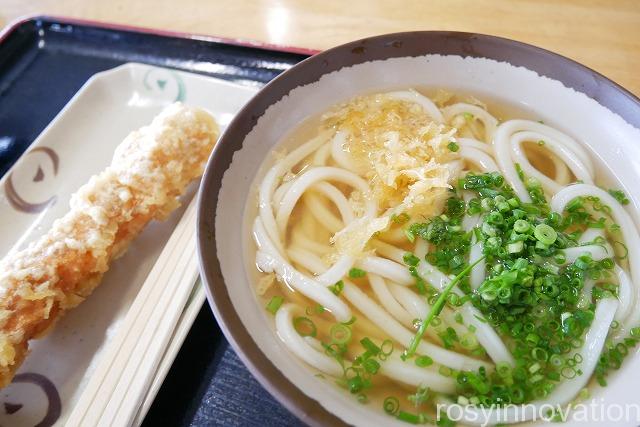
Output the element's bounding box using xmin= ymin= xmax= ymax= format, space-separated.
xmin=0 ymin=14 xmax=320 ymax=57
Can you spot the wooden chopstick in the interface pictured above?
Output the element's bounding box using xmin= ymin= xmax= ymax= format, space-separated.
xmin=65 ymin=195 xmax=201 ymax=426
xmin=133 ymin=282 xmax=207 ymax=426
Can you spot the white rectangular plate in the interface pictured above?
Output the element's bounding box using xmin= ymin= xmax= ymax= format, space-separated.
xmin=0 ymin=63 xmax=258 ymax=427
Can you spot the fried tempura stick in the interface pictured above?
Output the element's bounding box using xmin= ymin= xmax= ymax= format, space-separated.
xmin=0 ymin=103 xmax=218 ymax=386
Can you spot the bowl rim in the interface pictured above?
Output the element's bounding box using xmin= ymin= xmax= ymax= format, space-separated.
xmin=196 ymin=30 xmax=640 ymax=426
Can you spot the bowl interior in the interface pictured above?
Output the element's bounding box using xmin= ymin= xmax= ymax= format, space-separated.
xmin=199 ymin=33 xmax=640 ymax=427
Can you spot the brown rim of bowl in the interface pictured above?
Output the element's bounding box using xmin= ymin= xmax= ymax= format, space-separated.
xmin=197 ymin=31 xmax=640 ymax=426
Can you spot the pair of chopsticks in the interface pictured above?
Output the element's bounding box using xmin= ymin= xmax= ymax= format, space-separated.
xmin=66 ymin=195 xmax=201 ymax=427
xmin=133 ymin=281 xmax=206 ymax=426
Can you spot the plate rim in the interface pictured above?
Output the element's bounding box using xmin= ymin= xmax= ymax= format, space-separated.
xmin=197 ymin=30 xmax=640 ymax=426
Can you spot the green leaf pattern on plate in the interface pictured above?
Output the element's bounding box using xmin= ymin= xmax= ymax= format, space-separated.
xmin=142 ymin=67 xmax=186 ymax=102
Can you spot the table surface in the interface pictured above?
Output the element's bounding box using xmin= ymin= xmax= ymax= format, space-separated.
xmin=1 ymin=0 xmax=640 ymax=96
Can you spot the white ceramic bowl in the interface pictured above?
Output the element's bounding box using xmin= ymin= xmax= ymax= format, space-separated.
xmin=197 ymin=32 xmax=640 ymax=427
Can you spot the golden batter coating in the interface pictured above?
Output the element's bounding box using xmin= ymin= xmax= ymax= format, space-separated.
xmin=0 ymin=103 xmax=219 ymax=386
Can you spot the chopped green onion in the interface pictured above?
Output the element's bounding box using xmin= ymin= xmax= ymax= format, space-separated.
xmin=349 ymin=268 xmax=367 ymax=278
xmin=529 ymin=373 xmax=544 ymax=383
xmin=307 ymin=304 xmax=325 ymax=315
xmin=330 ymin=324 xmax=352 ymax=344
xmin=531 ymin=347 xmax=549 ymax=361
xmin=508 ymin=241 xmax=524 ymax=253
xmin=481 ymin=198 xmax=494 ymax=211
xmin=513 ymin=219 xmax=530 ymax=233
xmin=266 ymin=296 xmax=284 ymax=314
xmin=360 ymin=337 xmax=381 ymax=355
xmin=347 ymin=375 xmax=365 ymax=393
xmin=496 ymin=362 xmax=511 ymax=377
xmin=397 ymin=411 xmax=420 ymax=424
xmin=549 ymin=354 xmax=564 ymax=367
xmin=403 ymin=256 xmax=486 ymax=359
xmin=399 ymin=170 xmax=640 ymax=405
xmin=608 ymin=189 xmax=630 ymax=205
xmin=497 ymin=201 xmax=510 ymax=212
xmin=534 ymin=223 xmax=557 ymax=245
xmin=293 ymin=317 xmax=317 ymax=337
xmin=407 ymin=386 xmax=430 ymax=406
xmin=526 ymin=333 xmax=540 ymax=345
xmin=561 ymin=367 xmax=577 ymax=379
xmin=380 ymin=339 xmax=394 ymax=356
xmin=438 ymin=366 xmax=453 ymax=377
xmin=482 ymin=222 xmax=497 ymax=236
xmin=460 ymin=332 xmax=478 ymax=349
xmin=576 ymin=388 xmax=590 ymax=402
xmin=453 ymin=312 xmax=464 ymax=325
xmin=613 ymin=240 xmax=629 ymax=260
xmin=526 ymin=176 xmax=541 ymax=189
xmin=447 ymin=141 xmax=459 ymax=152
xmin=554 ymin=252 xmax=566 ymax=264
xmin=383 ymin=396 xmax=400 ymax=415
xmin=404 ymin=229 xmax=416 ymax=243
xmin=363 ymin=358 xmax=381 ymax=374
xmin=341 ymin=315 xmax=357 ymax=325
xmin=329 ymin=280 xmax=344 ymax=296
xmin=415 ymin=355 xmax=433 ymax=367
xmin=403 ymin=253 xmax=421 ymax=266
xmin=610 ymin=320 xmax=620 ymax=330
xmin=324 ymin=342 xmax=346 ymax=365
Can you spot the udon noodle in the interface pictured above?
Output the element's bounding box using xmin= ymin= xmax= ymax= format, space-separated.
xmin=249 ymin=89 xmax=639 ymax=425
